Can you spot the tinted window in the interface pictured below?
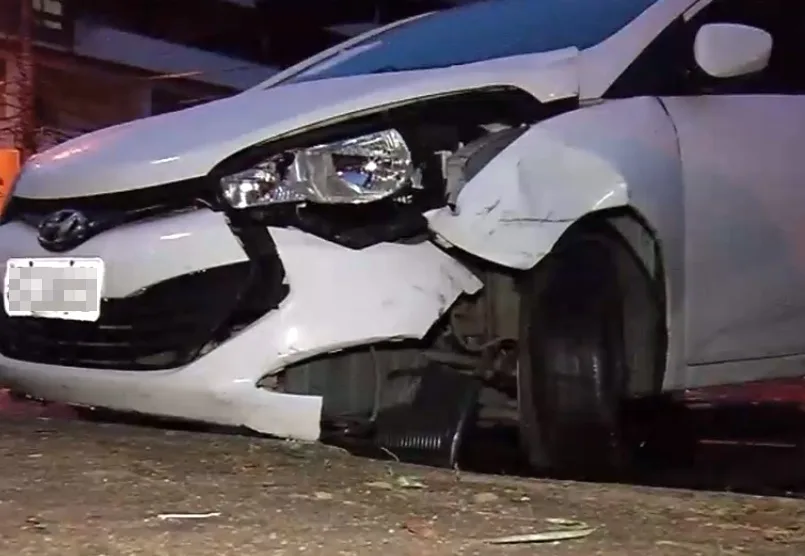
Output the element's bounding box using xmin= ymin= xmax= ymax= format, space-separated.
xmin=282 ymin=0 xmax=659 ymax=85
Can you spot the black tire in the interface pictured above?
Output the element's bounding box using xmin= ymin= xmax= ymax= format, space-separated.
xmin=517 ymin=223 xmax=652 ymax=479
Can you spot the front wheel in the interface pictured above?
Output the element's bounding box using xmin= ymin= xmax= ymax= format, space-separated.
xmin=517 ymin=224 xmax=657 ymax=479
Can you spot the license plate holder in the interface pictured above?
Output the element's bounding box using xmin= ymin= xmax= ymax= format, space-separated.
xmin=3 ymin=257 xmax=104 ymax=322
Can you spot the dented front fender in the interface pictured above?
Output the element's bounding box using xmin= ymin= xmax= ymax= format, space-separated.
xmin=427 ymin=97 xmax=678 ymax=270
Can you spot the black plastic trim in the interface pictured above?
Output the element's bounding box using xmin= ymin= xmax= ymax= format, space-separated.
xmin=4 ymin=178 xmax=218 ymax=252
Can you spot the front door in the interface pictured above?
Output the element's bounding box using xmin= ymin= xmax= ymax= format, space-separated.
xmin=668 ymin=94 xmax=805 ymax=365
xmin=661 ymin=0 xmax=805 ymax=365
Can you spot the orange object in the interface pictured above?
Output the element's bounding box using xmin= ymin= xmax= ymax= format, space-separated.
xmin=0 ymin=149 xmax=20 ymax=215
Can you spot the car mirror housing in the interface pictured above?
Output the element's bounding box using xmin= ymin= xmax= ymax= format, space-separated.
xmin=694 ymin=23 xmax=772 ymax=79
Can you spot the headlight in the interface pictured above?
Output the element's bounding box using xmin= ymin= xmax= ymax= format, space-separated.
xmin=220 ymin=129 xmax=420 ymax=209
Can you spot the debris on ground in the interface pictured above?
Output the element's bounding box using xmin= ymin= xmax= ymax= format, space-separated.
xmin=481 ymin=518 xmax=597 ymax=545
xmin=365 ymin=480 xmax=395 ymax=490
xmin=395 ymin=475 xmax=427 ymax=489
xmin=1 ymin=417 xmax=804 ymax=555
xmin=402 ymin=518 xmax=439 ymax=539
xmin=472 ymin=492 xmax=500 ymax=504
xmin=155 ymin=512 xmax=222 ymax=521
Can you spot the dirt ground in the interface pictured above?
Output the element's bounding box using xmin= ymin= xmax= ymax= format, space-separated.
xmin=0 ymin=417 xmax=804 ymax=556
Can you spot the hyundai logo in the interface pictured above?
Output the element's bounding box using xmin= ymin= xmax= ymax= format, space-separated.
xmin=37 ymin=209 xmax=91 ymax=252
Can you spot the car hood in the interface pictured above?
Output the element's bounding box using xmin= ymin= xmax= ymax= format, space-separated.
xmin=17 ymin=48 xmax=579 ymax=199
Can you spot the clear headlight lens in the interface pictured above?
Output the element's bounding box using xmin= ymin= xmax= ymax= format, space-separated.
xmin=220 ymin=129 xmax=419 ymax=208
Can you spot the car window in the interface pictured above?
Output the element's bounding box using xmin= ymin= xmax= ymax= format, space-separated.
xmin=607 ymin=0 xmax=805 ymax=97
xmin=278 ymin=0 xmax=659 ymax=86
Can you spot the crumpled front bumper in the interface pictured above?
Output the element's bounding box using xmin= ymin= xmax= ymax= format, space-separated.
xmin=0 ymin=208 xmax=323 ymax=440
xmin=0 ymin=208 xmax=482 ymax=440
xmin=0 ymin=355 xmax=324 ymax=439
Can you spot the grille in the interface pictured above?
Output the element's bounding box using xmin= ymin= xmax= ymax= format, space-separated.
xmin=3 ymin=178 xmax=213 ymax=232
xmin=6 ymin=178 xmax=211 ymax=218
xmin=0 ymin=261 xmax=286 ymax=370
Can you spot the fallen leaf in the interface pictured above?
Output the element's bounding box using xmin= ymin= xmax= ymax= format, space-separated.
xmin=156 ymin=512 xmax=221 ymax=521
xmin=655 ymin=540 xmax=710 ymax=550
xmin=763 ymin=527 xmax=805 ymax=544
xmin=483 ymin=527 xmax=596 ymax=545
xmin=24 ymin=516 xmax=48 ymax=532
xmin=396 ymin=476 xmax=426 ymax=489
xmin=545 ymin=517 xmax=588 ymax=528
xmin=403 ymin=518 xmax=438 ymax=539
xmin=473 ymin=492 xmax=500 ymax=504
xmin=365 ymin=481 xmax=394 ymax=490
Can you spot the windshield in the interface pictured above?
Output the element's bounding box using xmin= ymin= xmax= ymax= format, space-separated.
xmin=280 ymin=0 xmax=659 ymax=86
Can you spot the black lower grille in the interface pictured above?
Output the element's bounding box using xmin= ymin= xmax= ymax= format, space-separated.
xmin=0 ymin=260 xmax=287 ymax=370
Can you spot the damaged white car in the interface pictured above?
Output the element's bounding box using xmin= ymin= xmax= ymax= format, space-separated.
xmin=0 ymin=0 xmax=799 ymax=476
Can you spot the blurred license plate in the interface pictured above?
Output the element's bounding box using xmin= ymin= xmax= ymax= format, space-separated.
xmin=3 ymin=257 xmax=104 ymax=321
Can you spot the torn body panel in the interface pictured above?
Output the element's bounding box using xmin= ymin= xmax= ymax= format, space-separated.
xmin=257 ymin=227 xmax=483 ymax=372
xmin=427 ymin=126 xmax=629 ymax=269
xmin=427 ymin=96 xmax=681 ymax=269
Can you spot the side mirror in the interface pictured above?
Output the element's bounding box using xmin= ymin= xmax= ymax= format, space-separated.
xmin=694 ymin=23 xmax=772 ymax=78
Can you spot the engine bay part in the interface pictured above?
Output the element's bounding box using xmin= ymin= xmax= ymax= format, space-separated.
xmin=278 ymin=261 xmax=521 ymax=425
xmin=444 ymin=125 xmax=529 ymax=210
xmin=371 ymin=364 xmax=481 ymax=469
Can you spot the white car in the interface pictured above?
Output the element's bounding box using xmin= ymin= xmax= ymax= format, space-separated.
xmin=0 ymin=0 xmax=797 ymax=475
